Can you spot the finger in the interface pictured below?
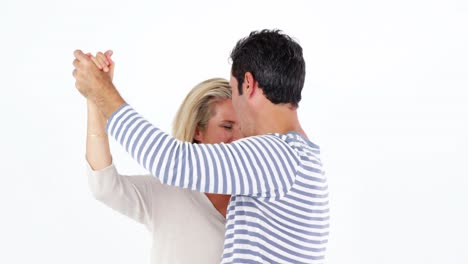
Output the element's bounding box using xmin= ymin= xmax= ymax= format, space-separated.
xmin=96 ymin=52 xmax=110 ymax=72
xmin=108 ymin=62 xmax=115 ymax=79
xmin=104 ymin=50 xmax=114 ymax=64
xmin=73 ymin=58 xmax=80 ymax=68
xmin=90 ymin=56 xmax=103 ymax=70
xmin=74 ymin=49 xmax=90 ymax=62
xmin=97 ymin=52 xmax=110 ymax=66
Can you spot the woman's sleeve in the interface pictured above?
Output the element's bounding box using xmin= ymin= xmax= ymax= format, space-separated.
xmin=87 ymin=161 xmax=160 ymax=229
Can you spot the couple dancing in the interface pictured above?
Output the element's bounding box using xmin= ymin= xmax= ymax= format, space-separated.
xmin=75 ymin=29 xmax=329 ymax=264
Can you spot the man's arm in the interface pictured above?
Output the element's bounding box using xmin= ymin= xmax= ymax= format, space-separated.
xmin=105 ymin=104 xmax=303 ymax=198
xmin=73 ymin=49 xmax=302 ymax=198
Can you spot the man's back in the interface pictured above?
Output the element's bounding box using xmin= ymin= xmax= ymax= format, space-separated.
xmin=222 ymin=132 xmax=328 ymax=263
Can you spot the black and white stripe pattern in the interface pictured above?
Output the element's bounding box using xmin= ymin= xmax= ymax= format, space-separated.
xmin=107 ymin=104 xmax=329 ymax=263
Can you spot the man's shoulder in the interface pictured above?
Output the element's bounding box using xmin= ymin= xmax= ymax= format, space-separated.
xmin=274 ymin=132 xmax=320 ymax=151
xmin=231 ymin=132 xmax=321 ymax=158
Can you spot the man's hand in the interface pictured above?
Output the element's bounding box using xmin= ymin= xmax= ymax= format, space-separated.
xmin=73 ymin=49 xmax=125 ymax=118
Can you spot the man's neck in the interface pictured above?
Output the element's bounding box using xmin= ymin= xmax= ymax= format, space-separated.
xmin=254 ymin=104 xmax=307 ymax=139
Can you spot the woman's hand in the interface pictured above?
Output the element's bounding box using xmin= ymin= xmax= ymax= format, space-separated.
xmin=89 ymin=50 xmax=114 ymax=79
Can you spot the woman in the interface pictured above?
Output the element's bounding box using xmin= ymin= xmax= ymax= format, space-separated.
xmin=86 ymin=52 xmax=241 ymax=264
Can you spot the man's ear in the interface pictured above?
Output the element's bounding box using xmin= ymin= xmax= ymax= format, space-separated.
xmin=243 ymin=72 xmax=257 ymax=98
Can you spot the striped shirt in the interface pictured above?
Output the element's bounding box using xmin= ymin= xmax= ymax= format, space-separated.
xmin=106 ymin=104 xmax=329 ymax=263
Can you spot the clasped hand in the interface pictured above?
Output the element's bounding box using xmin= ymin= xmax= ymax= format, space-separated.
xmin=72 ymin=50 xmax=114 ymax=99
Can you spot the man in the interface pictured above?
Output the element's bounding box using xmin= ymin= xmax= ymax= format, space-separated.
xmin=73 ymin=29 xmax=329 ymax=263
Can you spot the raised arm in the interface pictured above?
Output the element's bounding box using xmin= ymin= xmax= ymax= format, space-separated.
xmin=86 ymin=99 xmax=112 ymax=170
xmin=86 ymin=50 xmax=115 ymax=170
xmin=85 ymin=52 xmax=154 ymax=227
xmin=106 ymin=105 xmax=301 ymax=198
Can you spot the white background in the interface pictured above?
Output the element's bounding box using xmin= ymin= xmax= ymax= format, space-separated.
xmin=1 ymin=0 xmax=467 ymax=263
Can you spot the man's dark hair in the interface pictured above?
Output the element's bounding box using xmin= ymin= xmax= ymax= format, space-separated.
xmin=230 ymin=29 xmax=305 ymax=108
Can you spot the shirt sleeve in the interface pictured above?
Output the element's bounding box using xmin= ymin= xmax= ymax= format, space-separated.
xmin=106 ymin=104 xmax=301 ymax=198
xmin=87 ymin=161 xmax=159 ymax=229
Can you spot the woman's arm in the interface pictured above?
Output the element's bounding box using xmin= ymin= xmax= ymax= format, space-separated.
xmin=85 ymin=52 xmax=155 ymax=227
xmin=86 ymin=50 xmax=114 ymax=170
xmin=86 ymin=100 xmax=112 ymax=170
xmin=87 ymin=163 xmax=157 ymax=228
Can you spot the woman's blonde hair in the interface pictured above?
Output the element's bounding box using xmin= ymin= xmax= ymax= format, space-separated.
xmin=172 ymin=78 xmax=232 ymax=142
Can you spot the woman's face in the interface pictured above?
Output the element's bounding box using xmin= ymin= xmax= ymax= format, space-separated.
xmin=194 ymin=99 xmax=242 ymax=144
